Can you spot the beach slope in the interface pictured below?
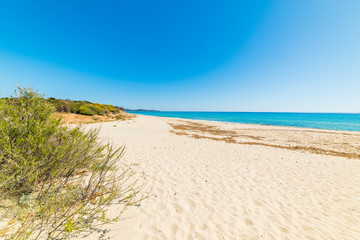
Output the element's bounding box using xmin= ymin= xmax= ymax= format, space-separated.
xmin=86 ymin=115 xmax=360 ymax=240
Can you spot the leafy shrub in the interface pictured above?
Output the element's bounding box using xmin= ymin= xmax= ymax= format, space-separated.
xmin=103 ymin=104 xmax=116 ymax=113
xmin=79 ymin=105 xmax=96 ymax=116
xmin=91 ymin=103 xmax=105 ymax=110
xmin=91 ymin=103 xmax=114 ymax=115
xmin=69 ymin=102 xmax=82 ymax=113
xmin=0 ymin=87 xmax=142 ymax=239
xmin=47 ymin=98 xmax=71 ymax=112
xmin=87 ymin=104 xmax=105 ymax=115
xmin=0 ymin=98 xmax=5 ymax=107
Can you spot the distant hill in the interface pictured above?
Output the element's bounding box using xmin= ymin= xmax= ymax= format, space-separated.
xmin=125 ymin=109 xmax=160 ymax=112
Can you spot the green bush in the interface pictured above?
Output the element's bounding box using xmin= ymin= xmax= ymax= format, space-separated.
xmin=87 ymin=104 xmax=105 ymax=115
xmin=0 ymin=87 xmax=142 ymax=239
xmin=47 ymin=98 xmax=71 ymax=112
xmin=92 ymin=103 xmax=111 ymax=115
xmin=78 ymin=105 xmax=96 ymax=116
xmin=69 ymin=102 xmax=82 ymax=113
xmin=102 ymin=104 xmax=116 ymax=113
xmin=79 ymin=104 xmax=105 ymax=116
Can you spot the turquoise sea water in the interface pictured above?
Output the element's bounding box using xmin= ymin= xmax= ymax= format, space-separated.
xmin=128 ymin=111 xmax=360 ymax=132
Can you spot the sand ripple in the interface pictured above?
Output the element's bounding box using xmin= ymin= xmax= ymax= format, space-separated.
xmin=85 ymin=115 xmax=360 ymax=240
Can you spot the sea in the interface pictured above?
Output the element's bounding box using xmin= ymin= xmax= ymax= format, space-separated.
xmin=127 ymin=111 xmax=360 ymax=132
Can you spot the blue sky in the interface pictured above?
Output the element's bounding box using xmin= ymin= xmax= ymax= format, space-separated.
xmin=0 ymin=0 xmax=359 ymax=112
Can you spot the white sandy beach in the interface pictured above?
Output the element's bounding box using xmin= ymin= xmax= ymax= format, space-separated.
xmin=84 ymin=115 xmax=360 ymax=240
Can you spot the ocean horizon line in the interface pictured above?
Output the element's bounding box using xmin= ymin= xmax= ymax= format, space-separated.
xmin=129 ymin=110 xmax=360 ymax=114
xmin=128 ymin=111 xmax=360 ymax=132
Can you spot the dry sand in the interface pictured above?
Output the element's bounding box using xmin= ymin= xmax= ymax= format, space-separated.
xmin=84 ymin=115 xmax=360 ymax=240
xmin=51 ymin=111 xmax=135 ymax=124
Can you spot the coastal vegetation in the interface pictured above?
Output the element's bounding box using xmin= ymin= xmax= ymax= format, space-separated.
xmin=1 ymin=95 xmax=131 ymax=124
xmin=0 ymin=87 xmax=141 ymax=239
xmin=47 ymin=97 xmax=124 ymax=116
xmin=45 ymin=97 xmax=133 ymax=124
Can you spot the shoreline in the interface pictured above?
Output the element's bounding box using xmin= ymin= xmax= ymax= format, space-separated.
xmin=132 ymin=113 xmax=360 ymax=135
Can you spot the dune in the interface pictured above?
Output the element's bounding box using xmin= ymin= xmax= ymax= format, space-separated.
xmin=83 ymin=115 xmax=360 ymax=240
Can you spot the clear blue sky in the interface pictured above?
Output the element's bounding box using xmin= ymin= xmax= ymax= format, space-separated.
xmin=0 ymin=0 xmax=359 ymax=112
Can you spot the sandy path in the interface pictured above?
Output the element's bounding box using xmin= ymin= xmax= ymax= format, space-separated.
xmin=84 ymin=115 xmax=360 ymax=240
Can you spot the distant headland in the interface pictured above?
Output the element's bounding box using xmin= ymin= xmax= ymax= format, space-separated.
xmin=126 ymin=109 xmax=160 ymax=112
